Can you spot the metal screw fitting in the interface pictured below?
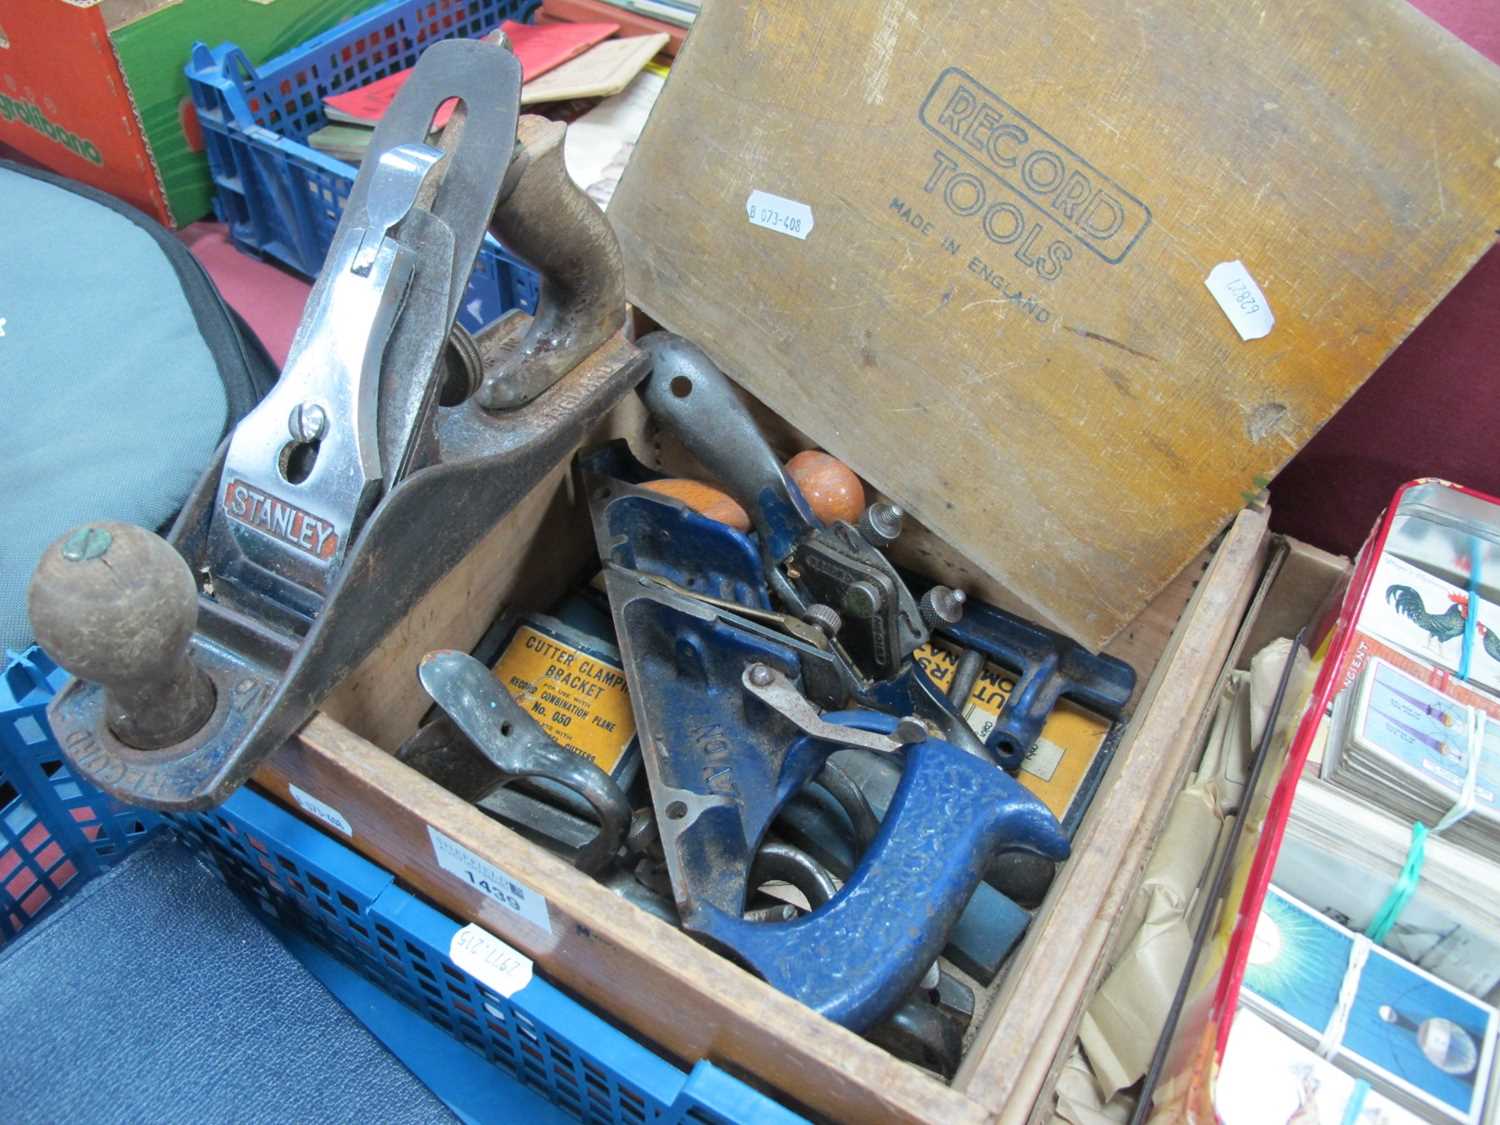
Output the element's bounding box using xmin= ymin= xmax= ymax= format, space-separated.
xmin=747 ymin=662 xmax=775 ymax=688
xmin=626 ymin=808 xmax=661 ymax=860
xmin=857 ymin=501 xmax=905 ymax=549
xmin=439 ymin=324 xmax=484 ymax=405
xmin=744 ymin=903 xmax=800 ymax=923
xmin=843 ymin=580 xmax=883 ymax=619
xmin=802 ymin=604 xmax=843 ymax=638
xmin=289 ymin=401 xmax=328 ymax=442
xmin=947 ymin=648 xmax=985 ymax=705
xmin=894 ymin=717 xmax=929 ymax=744
xmin=919 ymin=585 xmax=967 ymax=629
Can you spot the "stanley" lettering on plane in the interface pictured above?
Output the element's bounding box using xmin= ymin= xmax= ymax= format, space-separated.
xmin=222 ymin=479 xmax=340 ymax=560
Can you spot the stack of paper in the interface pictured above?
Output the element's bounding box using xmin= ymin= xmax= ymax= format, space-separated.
xmin=309 ymin=25 xmax=666 ymax=171
xmin=1278 ymin=774 xmax=1500 ymax=997
xmin=518 ymin=33 xmax=667 ymax=103
xmin=306 ymin=121 xmax=371 ymax=160
xmin=595 ymin=0 xmax=698 ymax=29
xmin=562 ymin=69 xmax=665 ymax=208
xmin=321 ymin=21 xmax=619 ymax=128
xmin=1323 ymin=656 xmax=1500 ymax=862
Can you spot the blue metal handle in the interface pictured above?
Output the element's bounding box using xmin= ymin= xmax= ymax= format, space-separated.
xmin=941 ymin=598 xmax=1135 ymax=769
xmin=681 ymin=712 xmax=1068 ymax=1031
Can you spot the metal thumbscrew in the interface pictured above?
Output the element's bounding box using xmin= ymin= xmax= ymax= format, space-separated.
xmin=747 ymin=663 xmax=775 ymax=688
xmin=289 ymin=401 xmax=328 ymax=442
xmin=857 ymin=501 xmax=905 ymax=549
xmin=802 ymin=604 xmax=843 ymax=638
xmin=919 ymin=586 xmax=967 ymax=629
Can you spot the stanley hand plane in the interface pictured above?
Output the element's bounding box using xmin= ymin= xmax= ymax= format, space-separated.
xmin=27 ymin=39 xmax=647 ymax=810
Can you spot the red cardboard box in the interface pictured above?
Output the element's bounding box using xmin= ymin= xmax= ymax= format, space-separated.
xmin=0 ymin=0 xmax=380 ymax=225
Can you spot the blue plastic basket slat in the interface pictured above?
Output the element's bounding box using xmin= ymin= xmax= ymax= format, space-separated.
xmin=169 ymin=788 xmax=802 ymax=1123
xmin=0 ymin=648 xmax=161 ymax=943
xmin=185 ymin=0 xmax=542 ymax=332
xmin=0 ymin=659 xmax=802 ymax=1122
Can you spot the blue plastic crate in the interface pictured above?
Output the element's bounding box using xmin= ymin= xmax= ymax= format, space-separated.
xmin=0 ymin=648 xmax=799 ymax=1123
xmin=170 ymin=790 xmax=804 ymax=1124
xmin=0 ymin=648 xmax=161 ymax=944
xmin=185 ymin=0 xmax=543 ymax=332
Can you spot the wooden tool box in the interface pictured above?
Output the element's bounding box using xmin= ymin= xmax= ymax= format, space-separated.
xmin=246 ymin=377 xmax=1316 ymax=1123
xmin=246 ymin=0 xmax=1498 ymax=1119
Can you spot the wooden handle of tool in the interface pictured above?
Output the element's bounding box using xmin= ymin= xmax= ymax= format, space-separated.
xmin=639 ymin=479 xmax=751 ymax=531
xmin=785 ymin=450 xmax=866 ymax=525
xmin=644 ymin=451 xmax=866 ymax=531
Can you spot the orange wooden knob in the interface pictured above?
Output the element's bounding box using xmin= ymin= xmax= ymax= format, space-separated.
xmin=786 ymin=450 xmax=865 ymax=525
xmin=640 ymin=479 xmax=751 ymax=531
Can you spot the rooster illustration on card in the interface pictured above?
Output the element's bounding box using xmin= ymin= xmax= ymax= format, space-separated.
xmin=1362 ymin=555 xmax=1500 ymax=696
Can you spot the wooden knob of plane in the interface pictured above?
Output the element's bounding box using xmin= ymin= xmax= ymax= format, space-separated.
xmin=28 ymin=522 xmax=216 ymax=749
xmin=644 ymin=452 xmax=868 ymax=530
xmin=786 ymin=450 xmax=866 ymax=525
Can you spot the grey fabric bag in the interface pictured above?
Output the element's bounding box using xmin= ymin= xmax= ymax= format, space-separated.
xmin=0 ymin=160 xmax=276 ymax=651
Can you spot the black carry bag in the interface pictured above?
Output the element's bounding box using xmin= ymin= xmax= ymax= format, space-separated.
xmin=0 ymin=159 xmax=277 ymax=650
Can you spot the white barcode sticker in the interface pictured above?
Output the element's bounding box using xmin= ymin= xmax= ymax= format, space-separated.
xmin=746 ymin=189 xmax=814 ymax=240
xmin=428 ymin=826 xmax=552 ymax=934
xmin=288 ymin=784 xmax=352 ymax=838
xmin=1205 ymin=260 xmax=1275 ymax=341
xmin=449 ymin=923 xmax=533 ymax=997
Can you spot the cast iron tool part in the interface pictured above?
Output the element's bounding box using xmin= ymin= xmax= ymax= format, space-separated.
xmin=770 ymin=748 xmax=1036 ymax=983
xmin=947 ymin=648 xmax=986 ymax=713
xmin=597 ymin=564 xmax=1069 ymax=1030
xmin=610 ymin=816 xmax=962 ymax=1071
xmin=740 ymin=662 xmax=928 ymax=753
xmin=635 ymin=332 xmax=930 ymax=683
xmin=416 ymin=650 xmax=630 ymax=873
xmin=984 ymin=851 xmax=1058 ymax=910
xmin=30 ymin=39 xmax=645 ymax=809
xmin=580 ymin=441 xmax=854 ymax=711
xmin=923 ymin=585 xmax=1137 ymax=771
xmin=610 ymin=868 xmax=802 ymax=924
xmin=612 ymin=345 xmax=988 ymax=761
xmin=825 ymin=746 xmax=1062 ymax=908
xmin=399 ymin=724 xmax=621 ymax=861
xmin=868 ymin=969 xmax=975 ymax=1079
xmin=749 ymin=840 xmax=838 ymax=910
